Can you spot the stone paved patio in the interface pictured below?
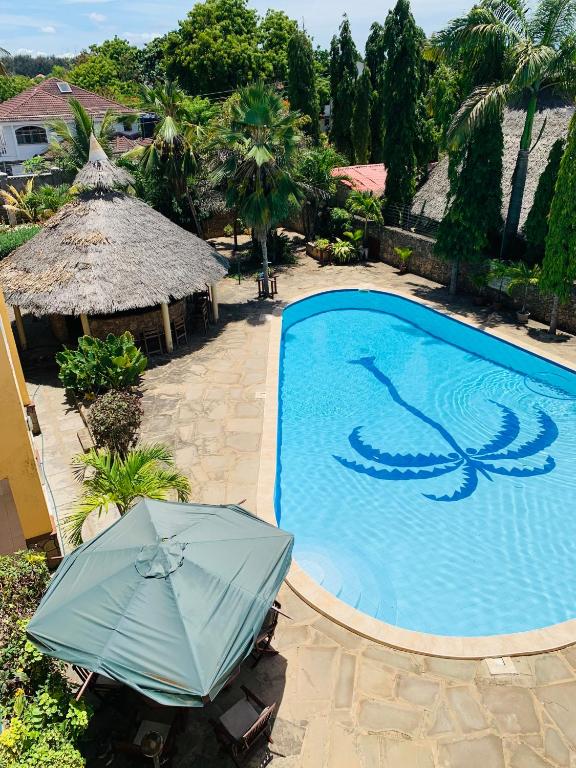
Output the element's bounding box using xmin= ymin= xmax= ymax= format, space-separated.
xmin=28 ymin=244 xmax=576 ymax=767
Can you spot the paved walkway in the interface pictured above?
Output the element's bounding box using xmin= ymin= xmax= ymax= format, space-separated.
xmin=28 ymin=247 xmax=576 ymax=767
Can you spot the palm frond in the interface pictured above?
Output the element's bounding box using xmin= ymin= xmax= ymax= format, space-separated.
xmin=448 ymin=83 xmax=509 ymax=147
xmin=529 ymin=0 xmax=576 ymax=46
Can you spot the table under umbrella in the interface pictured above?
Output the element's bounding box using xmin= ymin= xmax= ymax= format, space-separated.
xmin=27 ymin=499 xmax=293 ymax=707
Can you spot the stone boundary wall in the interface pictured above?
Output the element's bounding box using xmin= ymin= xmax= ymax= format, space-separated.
xmin=362 ymin=219 xmax=576 ymax=336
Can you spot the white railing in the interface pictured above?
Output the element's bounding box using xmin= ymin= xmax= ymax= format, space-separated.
xmin=0 ymin=129 xmax=6 ymax=156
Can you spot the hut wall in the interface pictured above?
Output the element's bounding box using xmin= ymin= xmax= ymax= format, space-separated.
xmin=203 ymin=211 xmax=236 ymax=239
xmin=89 ymin=300 xmax=186 ymax=341
xmin=364 ymin=220 xmax=576 ymax=335
xmin=50 ymin=314 xmax=70 ymax=344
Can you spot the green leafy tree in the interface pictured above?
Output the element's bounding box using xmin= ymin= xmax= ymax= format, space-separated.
xmin=425 ymin=60 xmax=462 ymax=153
xmin=213 ymin=82 xmax=304 ymax=295
xmin=66 ymin=444 xmax=191 ymax=545
xmin=128 ymin=81 xmax=204 ymax=236
xmin=352 ymin=66 xmax=372 ymax=164
xmin=524 ymin=138 xmax=565 ymax=261
xmin=0 ymin=74 xmax=32 ymax=103
xmin=346 ymin=189 xmax=383 ymax=240
xmin=165 ymin=0 xmax=265 ymax=94
xmin=8 ymin=53 xmax=74 ymax=77
xmin=88 ymin=37 xmax=142 ymax=83
xmin=382 ymin=0 xmax=426 ymax=206
xmin=330 ymin=16 xmax=358 ymax=158
xmin=47 ymin=98 xmax=126 ymax=170
xmin=541 ymin=114 xmax=576 ymax=333
xmin=259 ymin=10 xmax=298 ymax=81
xmin=435 ymin=114 xmax=504 ymax=294
xmin=295 ymin=143 xmax=347 ymax=238
xmin=436 ymin=0 xmax=576 ymax=255
xmin=287 ymin=29 xmax=320 ymax=142
xmin=365 ymin=22 xmax=386 ymax=161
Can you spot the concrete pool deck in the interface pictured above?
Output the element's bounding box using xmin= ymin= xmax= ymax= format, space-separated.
xmin=30 ymin=246 xmax=576 ymax=767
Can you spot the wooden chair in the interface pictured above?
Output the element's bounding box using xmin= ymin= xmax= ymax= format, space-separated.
xmin=211 ymin=686 xmax=276 ymax=766
xmin=192 ymin=296 xmax=209 ymax=334
xmin=251 ymin=600 xmax=281 ymax=667
xmin=171 ymin=318 xmax=188 ymax=347
xmin=142 ymin=328 xmax=164 ymax=356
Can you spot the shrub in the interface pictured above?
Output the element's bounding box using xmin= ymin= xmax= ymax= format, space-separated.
xmin=328 ymin=207 xmax=352 ymax=238
xmin=331 ymin=238 xmax=355 ymax=263
xmin=88 ymin=390 xmax=142 ymax=455
xmin=56 ymin=332 xmax=147 ymax=397
xmin=0 ymin=226 xmax=41 ymax=259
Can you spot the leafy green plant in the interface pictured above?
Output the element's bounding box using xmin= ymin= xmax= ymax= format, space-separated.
xmin=314 ymin=238 xmax=331 ymax=250
xmin=26 ymin=185 xmax=72 ymax=221
xmin=343 ymin=228 xmax=364 ymax=256
xmin=331 ymin=238 xmax=355 ymax=264
xmin=328 ymin=207 xmax=352 ymax=238
xmin=66 ymin=444 xmax=192 ymax=546
xmin=22 ymin=156 xmax=52 ymax=175
xmin=56 ymin=332 xmax=147 ymax=397
xmin=0 ymin=226 xmax=41 ymax=259
xmin=504 ymin=262 xmax=541 ymax=315
xmin=223 ymin=223 xmax=234 ymax=237
xmin=269 ymin=231 xmax=297 ymax=265
xmin=88 ymin=390 xmax=142 ymax=456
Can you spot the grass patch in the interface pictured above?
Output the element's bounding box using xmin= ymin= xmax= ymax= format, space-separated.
xmin=0 ymin=225 xmax=41 ymax=259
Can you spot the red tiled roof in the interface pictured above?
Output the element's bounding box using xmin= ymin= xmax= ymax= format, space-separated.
xmin=331 ymin=164 xmax=387 ymax=196
xmin=110 ymin=135 xmax=152 ymax=155
xmin=0 ymin=77 xmax=136 ymax=123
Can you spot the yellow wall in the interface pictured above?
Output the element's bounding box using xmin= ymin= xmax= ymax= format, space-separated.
xmin=0 ymin=296 xmax=53 ymax=542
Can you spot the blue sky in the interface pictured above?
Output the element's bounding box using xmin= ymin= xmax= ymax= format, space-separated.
xmin=2 ymin=0 xmax=467 ymax=59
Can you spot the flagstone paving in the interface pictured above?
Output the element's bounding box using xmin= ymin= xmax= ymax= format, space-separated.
xmin=27 ymin=242 xmax=576 ymax=767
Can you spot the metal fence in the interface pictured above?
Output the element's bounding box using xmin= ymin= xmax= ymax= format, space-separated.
xmin=383 ymin=203 xmax=440 ymax=239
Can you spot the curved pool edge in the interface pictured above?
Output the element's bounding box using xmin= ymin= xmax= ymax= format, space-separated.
xmin=256 ymin=284 xmax=576 ymax=659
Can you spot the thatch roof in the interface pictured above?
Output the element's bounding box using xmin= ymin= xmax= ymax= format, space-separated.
xmin=412 ymin=99 xmax=575 ymax=230
xmin=0 ymin=137 xmax=228 ymax=316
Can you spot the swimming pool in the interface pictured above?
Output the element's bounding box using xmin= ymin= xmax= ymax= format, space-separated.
xmin=276 ymin=290 xmax=576 ymax=638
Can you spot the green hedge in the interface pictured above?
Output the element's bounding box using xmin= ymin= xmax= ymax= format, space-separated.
xmin=0 ymin=226 xmax=41 ymax=259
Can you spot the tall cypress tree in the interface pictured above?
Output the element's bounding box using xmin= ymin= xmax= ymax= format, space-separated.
xmin=524 ymin=139 xmax=564 ymax=262
xmin=541 ymin=116 xmax=576 ymax=334
xmin=381 ymin=0 xmax=424 ymax=205
xmin=365 ymin=22 xmax=386 ymax=162
xmin=434 ymin=115 xmax=504 ymax=294
xmin=352 ymin=66 xmax=372 ymax=163
xmin=287 ymin=29 xmax=320 ymax=143
xmin=330 ymin=15 xmax=358 ymax=159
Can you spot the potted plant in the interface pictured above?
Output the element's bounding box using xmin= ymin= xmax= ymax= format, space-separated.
xmin=331 ymin=238 xmax=355 ymax=264
xmin=504 ymin=261 xmax=541 ymax=324
xmin=394 ymin=246 xmax=412 ymax=274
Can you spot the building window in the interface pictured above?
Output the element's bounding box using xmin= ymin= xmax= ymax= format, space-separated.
xmin=15 ymin=126 xmax=48 ymax=145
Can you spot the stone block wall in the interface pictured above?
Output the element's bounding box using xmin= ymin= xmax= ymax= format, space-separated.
xmin=362 ymin=220 xmax=576 ymax=335
xmin=89 ymin=300 xmax=186 ymax=341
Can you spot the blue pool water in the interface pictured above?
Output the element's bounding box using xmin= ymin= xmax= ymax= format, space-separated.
xmin=276 ymin=290 xmax=576 ymax=637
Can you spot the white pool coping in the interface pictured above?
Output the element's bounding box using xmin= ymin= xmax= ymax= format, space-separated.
xmin=256 ymin=284 xmax=576 ymax=659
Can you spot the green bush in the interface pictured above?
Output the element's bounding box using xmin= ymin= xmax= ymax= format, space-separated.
xmin=88 ymin=389 xmax=142 ymax=455
xmin=56 ymin=332 xmax=147 ymax=397
xmin=328 ymin=207 xmax=352 ymax=238
xmin=0 ymin=226 xmax=41 ymax=259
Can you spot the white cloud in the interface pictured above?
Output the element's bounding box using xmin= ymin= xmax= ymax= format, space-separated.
xmin=41 ymin=25 xmax=56 ymax=33
xmin=125 ymin=31 xmax=159 ymax=42
xmin=87 ymin=11 xmax=106 ymax=22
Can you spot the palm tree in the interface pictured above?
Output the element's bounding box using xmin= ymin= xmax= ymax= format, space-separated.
xmin=346 ymin=189 xmax=384 ymax=242
xmin=47 ymin=98 xmax=126 ymax=170
xmin=213 ymin=82 xmax=304 ymax=296
xmin=295 ymin=144 xmax=348 ymax=239
xmin=0 ymin=180 xmax=34 ymax=222
xmin=128 ymin=81 xmax=204 ymax=237
xmin=66 ymin=444 xmax=191 ymax=546
xmin=436 ymin=0 xmax=576 ymax=254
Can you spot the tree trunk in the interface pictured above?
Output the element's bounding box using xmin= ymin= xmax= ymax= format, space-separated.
xmin=501 ymin=92 xmax=538 ymax=258
xmin=260 ymin=234 xmax=270 ymax=297
xmin=449 ymin=259 xmax=459 ymax=295
xmin=549 ymin=294 xmax=559 ymax=335
xmin=233 ymin=218 xmax=238 ymax=252
xmin=185 ymin=190 xmax=204 ymax=239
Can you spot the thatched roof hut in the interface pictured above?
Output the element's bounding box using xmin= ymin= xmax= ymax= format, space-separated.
xmin=412 ymin=99 xmax=575 ymax=230
xmin=0 ymin=136 xmax=228 ymax=352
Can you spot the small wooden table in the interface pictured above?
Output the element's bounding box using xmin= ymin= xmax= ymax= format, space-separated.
xmin=257 ymin=274 xmax=278 ymax=298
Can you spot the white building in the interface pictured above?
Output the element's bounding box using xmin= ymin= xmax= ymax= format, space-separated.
xmin=0 ymin=78 xmax=138 ymax=175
